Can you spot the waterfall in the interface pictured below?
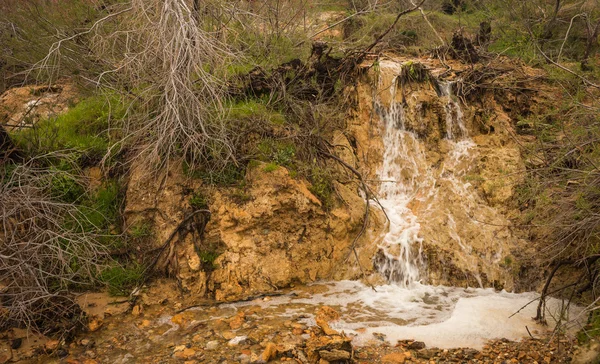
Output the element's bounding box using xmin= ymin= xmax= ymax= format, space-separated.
xmin=373 ymin=74 xmax=428 ymax=286
xmin=373 ymin=74 xmax=475 ymax=287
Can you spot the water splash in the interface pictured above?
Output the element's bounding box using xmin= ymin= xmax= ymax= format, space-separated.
xmin=373 ymin=72 xmax=429 ymax=286
xmin=373 ymin=72 xmax=480 ymax=287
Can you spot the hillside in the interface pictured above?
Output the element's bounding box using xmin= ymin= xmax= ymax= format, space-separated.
xmin=1 ymin=0 xmax=600 ymax=363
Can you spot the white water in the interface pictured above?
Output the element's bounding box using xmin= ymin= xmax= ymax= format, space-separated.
xmin=226 ymin=280 xmax=584 ymax=349
xmin=372 ymin=71 xmax=476 ymax=286
xmin=373 ymin=73 xmax=427 ymax=286
xmin=337 ymin=63 xmax=584 ymax=348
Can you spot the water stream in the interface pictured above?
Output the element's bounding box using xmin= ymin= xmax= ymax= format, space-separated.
xmin=295 ymin=64 xmax=584 ymax=348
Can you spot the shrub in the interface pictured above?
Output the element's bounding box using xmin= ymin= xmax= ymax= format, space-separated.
xmin=308 ymin=167 xmax=335 ymax=210
xmin=0 ymin=159 xmax=109 ymax=333
xmin=189 ymin=191 xmax=209 ymax=210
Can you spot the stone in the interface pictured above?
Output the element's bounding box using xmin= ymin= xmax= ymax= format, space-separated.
xmin=316 ymin=318 xmax=339 ymax=336
xmin=88 ymin=318 xmax=103 ymax=332
xmin=222 ymin=331 xmax=236 ymax=340
xmin=229 ymin=312 xmax=245 ymax=330
xmin=319 ymin=349 xmax=351 ymax=361
xmin=408 ymin=341 xmax=426 ymax=350
xmin=131 ymin=305 xmax=142 ymax=316
xmin=261 ymin=342 xmax=278 ymax=362
xmin=173 ymin=348 xmax=196 ymax=360
xmin=228 ymin=336 xmax=247 ymax=347
xmin=205 ymin=341 xmax=219 ymax=350
xmin=382 ymin=352 xmax=406 ymax=363
xmin=45 ymin=340 xmax=60 ymax=352
xmin=173 ymin=345 xmax=186 ymax=352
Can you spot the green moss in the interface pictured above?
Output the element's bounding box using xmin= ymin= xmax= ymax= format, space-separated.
xmin=308 ymin=167 xmax=335 ymax=210
xmin=578 ymin=310 xmax=600 ymax=344
xmin=263 ymin=162 xmax=279 ymax=172
xmin=13 ymin=95 xmax=125 ymax=162
xmin=228 ymin=99 xmax=286 ymax=126
xmin=50 ymin=173 xmax=85 ymax=203
xmin=128 ymin=221 xmax=152 ymax=239
xmin=79 ymin=181 xmax=122 ymax=231
xmin=257 ymin=139 xmax=296 ymax=167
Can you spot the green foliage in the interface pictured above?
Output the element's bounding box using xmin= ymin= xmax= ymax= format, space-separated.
xmin=189 ymin=191 xmax=209 ymax=210
xmin=257 ymin=139 xmax=297 ymax=167
xmin=99 ymin=264 xmax=144 ymax=296
xmin=50 ymin=173 xmax=85 ymax=203
xmin=308 ymin=167 xmax=335 ymax=210
xmin=13 ymin=96 xmax=124 ymax=162
xmin=228 ymin=99 xmax=286 ymax=126
xmin=263 ymin=162 xmax=279 ymax=172
xmin=578 ymin=310 xmax=600 ymax=344
xmin=79 ymin=181 xmax=122 ymax=231
xmin=128 ymin=221 xmax=152 ymax=239
xmin=191 ymin=163 xmax=245 ymax=186
xmin=198 ymin=250 xmax=220 ymax=266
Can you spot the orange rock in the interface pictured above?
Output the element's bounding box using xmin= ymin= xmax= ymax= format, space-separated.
xmin=316 ymin=306 xmax=340 ymax=323
xmin=261 ymin=342 xmax=278 ymax=362
xmin=382 ymin=352 xmax=406 ymax=363
xmin=88 ymin=317 xmax=103 ymax=332
xmin=171 ymin=312 xmax=195 ymax=327
xmin=45 ymin=339 xmax=60 ymax=352
xmin=131 ymin=304 xmax=142 ymax=316
xmin=316 ymin=318 xmax=339 ymax=336
xmin=173 ymin=348 xmax=196 ymax=360
xmin=229 ymin=312 xmax=245 ymax=330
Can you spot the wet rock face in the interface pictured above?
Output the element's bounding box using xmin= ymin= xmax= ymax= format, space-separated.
xmin=124 ymin=161 xmax=383 ymax=301
xmin=349 ymin=58 xmax=530 ymax=290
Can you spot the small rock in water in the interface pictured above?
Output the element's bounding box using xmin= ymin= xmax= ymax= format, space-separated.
xmin=382 ymin=352 xmax=406 ymax=363
xmin=407 ymin=341 xmax=426 ymax=350
xmin=205 ymin=340 xmax=219 ymax=350
xmin=228 ymin=336 xmax=248 ymax=347
xmin=261 ymin=342 xmax=278 ymax=362
xmin=173 ymin=348 xmax=196 ymax=360
xmin=222 ymin=330 xmax=236 ymax=340
xmin=45 ymin=339 xmax=60 ymax=352
xmin=319 ymin=349 xmax=351 ymax=361
xmin=88 ymin=317 xmax=103 ymax=332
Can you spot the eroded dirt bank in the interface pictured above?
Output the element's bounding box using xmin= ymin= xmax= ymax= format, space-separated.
xmin=1 ymin=53 xmax=589 ymax=363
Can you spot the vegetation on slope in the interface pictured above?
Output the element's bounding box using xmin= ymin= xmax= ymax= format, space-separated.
xmin=0 ymin=0 xmax=599 ymax=339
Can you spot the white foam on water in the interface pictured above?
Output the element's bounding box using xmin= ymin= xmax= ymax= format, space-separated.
xmin=230 ymin=280 xmax=583 ymax=349
xmin=225 ymin=62 xmax=584 ymax=350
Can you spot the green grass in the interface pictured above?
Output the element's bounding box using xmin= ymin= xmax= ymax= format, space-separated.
xmin=189 ymin=191 xmax=209 ymax=210
xmin=309 ymin=167 xmax=335 ymax=210
xmin=263 ymin=162 xmax=279 ymax=172
xmin=13 ymin=95 xmax=124 ymax=162
xmin=257 ymin=139 xmax=296 ymax=167
xmin=228 ymin=99 xmax=286 ymax=125
xmin=79 ymin=181 xmax=122 ymax=231
xmin=128 ymin=221 xmax=152 ymax=239
xmin=98 ymin=264 xmax=144 ymax=296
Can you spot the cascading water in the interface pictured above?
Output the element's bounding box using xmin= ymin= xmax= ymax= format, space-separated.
xmin=192 ymin=60 xmax=584 ymax=350
xmin=373 ymin=73 xmax=427 ymax=286
xmin=373 ymin=71 xmax=480 ymax=286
